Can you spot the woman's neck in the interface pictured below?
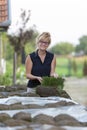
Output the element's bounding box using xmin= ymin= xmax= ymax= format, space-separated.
xmin=38 ymin=49 xmax=46 ymax=56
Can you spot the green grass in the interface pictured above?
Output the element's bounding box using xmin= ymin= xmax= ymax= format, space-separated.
xmin=41 ymin=76 xmax=65 ymax=93
xmin=55 ymin=56 xmax=84 ymax=78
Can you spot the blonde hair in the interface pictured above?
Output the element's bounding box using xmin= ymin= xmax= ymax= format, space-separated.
xmin=36 ymin=32 xmax=51 ymax=45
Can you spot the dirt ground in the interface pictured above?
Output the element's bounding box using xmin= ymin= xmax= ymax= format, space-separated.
xmin=64 ymin=77 xmax=87 ymax=106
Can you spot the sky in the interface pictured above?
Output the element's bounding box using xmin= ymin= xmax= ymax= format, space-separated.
xmin=10 ymin=0 xmax=87 ymax=47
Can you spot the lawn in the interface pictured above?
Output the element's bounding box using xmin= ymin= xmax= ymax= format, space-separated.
xmin=55 ymin=55 xmax=87 ymax=78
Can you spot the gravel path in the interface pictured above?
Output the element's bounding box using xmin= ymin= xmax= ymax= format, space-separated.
xmin=64 ymin=77 xmax=87 ymax=106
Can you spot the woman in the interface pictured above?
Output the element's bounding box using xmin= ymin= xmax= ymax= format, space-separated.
xmin=25 ymin=32 xmax=58 ymax=93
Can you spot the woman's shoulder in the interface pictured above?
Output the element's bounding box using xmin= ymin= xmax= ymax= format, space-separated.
xmin=29 ymin=51 xmax=36 ymax=56
xmin=47 ymin=51 xmax=54 ymax=56
xmin=29 ymin=51 xmax=38 ymax=60
xmin=26 ymin=51 xmax=35 ymax=59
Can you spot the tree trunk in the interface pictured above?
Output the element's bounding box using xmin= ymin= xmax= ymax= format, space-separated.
xmin=21 ymin=46 xmax=26 ymax=64
xmin=13 ymin=52 xmax=17 ymax=85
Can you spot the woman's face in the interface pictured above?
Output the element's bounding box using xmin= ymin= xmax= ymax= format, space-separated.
xmin=38 ymin=40 xmax=49 ymax=51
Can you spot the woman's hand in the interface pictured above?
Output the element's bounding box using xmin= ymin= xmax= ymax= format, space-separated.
xmin=50 ymin=73 xmax=58 ymax=78
xmin=36 ymin=76 xmax=43 ymax=83
xmin=53 ymin=73 xmax=58 ymax=78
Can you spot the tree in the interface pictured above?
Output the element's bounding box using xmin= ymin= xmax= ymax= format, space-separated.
xmin=83 ymin=60 xmax=87 ymax=76
xmin=7 ymin=9 xmax=36 ymax=65
xmin=72 ymin=59 xmax=77 ymax=75
xmin=75 ymin=35 xmax=87 ymax=55
xmin=7 ymin=9 xmax=38 ymax=85
xmin=50 ymin=42 xmax=74 ymax=55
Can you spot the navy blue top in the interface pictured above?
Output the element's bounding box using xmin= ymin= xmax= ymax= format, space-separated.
xmin=27 ymin=50 xmax=54 ymax=88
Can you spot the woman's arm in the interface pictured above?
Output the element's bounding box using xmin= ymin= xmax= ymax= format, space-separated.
xmin=50 ymin=55 xmax=58 ymax=78
xmin=25 ymin=55 xmax=42 ymax=82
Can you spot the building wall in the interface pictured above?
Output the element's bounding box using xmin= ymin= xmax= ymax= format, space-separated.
xmin=0 ymin=0 xmax=8 ymax=23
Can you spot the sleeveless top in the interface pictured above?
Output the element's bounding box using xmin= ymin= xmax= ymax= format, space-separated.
xmin=27 ymin=50 xmax=54 ymax=88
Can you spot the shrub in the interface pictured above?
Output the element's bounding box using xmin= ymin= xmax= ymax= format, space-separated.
xmin=83 ymin=60 xmax=87 ymax=76
xmin=0 ymin=74 xmax=12 ymax=86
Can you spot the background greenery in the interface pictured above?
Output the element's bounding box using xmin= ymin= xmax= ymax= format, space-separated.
xmin=0 ymin=10 xmax=87 ymax=86
xmin=0 ymin=55 xmax=86 ymax=86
